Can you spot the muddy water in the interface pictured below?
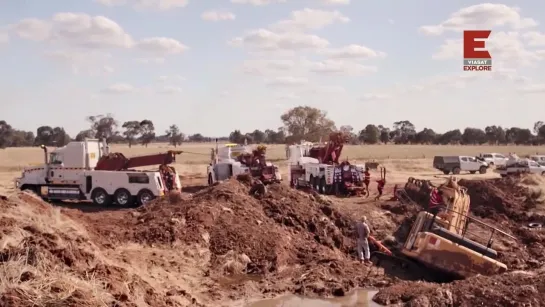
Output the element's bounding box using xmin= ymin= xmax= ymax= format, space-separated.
xmin=247 ymin=289 xmax=382 ymax=307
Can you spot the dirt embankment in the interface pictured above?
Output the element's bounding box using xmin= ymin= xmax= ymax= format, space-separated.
xmin=374 ymin=176 xmax=545 ymax=306
xmin=1 ymin=179 xmax=401 ymax=307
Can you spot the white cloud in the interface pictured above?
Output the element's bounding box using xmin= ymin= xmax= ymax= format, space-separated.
xmin=44 ymin=50 xmax=114 ymax=76
xmin=320 ymin=44 xmax=386 ymax=59
xmin=8 ymin=13 xmax=188 ymax=56
xmin=157 ymin=75 xmax=185 ymax=82
xmin=230 ymin=29 xmax=329 ymax=51
xmin=157 ymin=85 xmax=182 ymax=94
xmin=231 ymin=0 xmax=286 ymax=5
xmin=9 ymin=13 xmax=134 ymax=48
xmin=419 ymin=4 xmax=537 ymax=36
xmin=518 ymin=83 xmax=545 ymax=93
xmin=136 ymin=37 xmax=188 ymax=54
xmin=0 ymin=31 xmax=8 ymax=43
xmin=135 ymin=57 xmax=165 ymax=64
xmin=201 ymin=11 xmax=236 ymax=22
xmin=242 ymin=59 xmax=297 ymax=75
xmin=102 ymin=83 xmax=135 ymax=94
xmin=523 ymin=31 xmax=545 ymax=46
xmin=321 ymin=0 xmax=350 ymax=5
xmin=307 ymin=59 xmax=377 ymax=76
xmin=9 ymin=18 xmax=51 ymax=41
xmin=266 ymin=76 xmax=308 ymax=87
xmin=96 ymin=0 xmax=189 ymax=10
xmin=276 ymin=93 xmax=300 ymax=100
xmin=361 ymin=93 xmax=391 ymax=101
xmin=270 ymin=9 xmax=350 ymax=32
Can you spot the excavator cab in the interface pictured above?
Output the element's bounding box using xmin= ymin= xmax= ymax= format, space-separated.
xmin=399 ymin=181 xmax=515 ymax=279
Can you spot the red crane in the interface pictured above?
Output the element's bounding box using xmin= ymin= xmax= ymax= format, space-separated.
xmin=95 ymin=151 xmax=183 ymax=171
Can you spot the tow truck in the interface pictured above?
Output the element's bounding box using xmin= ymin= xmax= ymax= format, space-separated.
xmin=207 ymin=142 xmax=281 ymax=185
xmin=15 ymin=138 xmax=182 ymax=207
xmin=288 ymin=132 xmax=366 ymax=196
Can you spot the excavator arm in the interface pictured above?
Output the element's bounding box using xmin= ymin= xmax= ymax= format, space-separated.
xmin=95 ymin=151 xmax=183 ymax=171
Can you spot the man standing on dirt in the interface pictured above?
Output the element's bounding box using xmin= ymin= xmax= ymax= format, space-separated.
xmin=363 ymin=167 xmax=371 ymax=198
xmin=355 ymin=216 xmax=371 ymax=265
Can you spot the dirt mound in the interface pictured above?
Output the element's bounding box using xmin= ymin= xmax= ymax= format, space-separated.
xmin=0 ymin=192 xmax=184 ymax=307
xmin=81 ymin=179 xmax=395 ymax=298
xmin=374 ymin=269 xmax=545 ymax=306
xmin=459 ymin=178 xmax=534 ymax=222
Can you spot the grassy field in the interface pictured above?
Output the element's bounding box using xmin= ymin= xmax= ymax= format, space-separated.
xmin=2 ymin=143 xmax=545 ymax=170
xmin=1 ymin=143 xmax=544 ymax=193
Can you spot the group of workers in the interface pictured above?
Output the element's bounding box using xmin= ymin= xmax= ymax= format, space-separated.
xmin=363 ymin=166 xmax=386 ymax=200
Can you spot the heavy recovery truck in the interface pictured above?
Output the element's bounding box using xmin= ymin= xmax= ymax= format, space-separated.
xmin=288 ymin=132 xmax=366 ymax=196
xmin=207 ymin=142 xmax=281 ymax=185
xmin=15 ymin=139 xmax=182 ymax=207
xmin=372 ymin=177 xmax=516 ymax=281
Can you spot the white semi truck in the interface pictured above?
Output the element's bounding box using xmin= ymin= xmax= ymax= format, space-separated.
xmin=15 ymin=138 xmax=181 ymax=207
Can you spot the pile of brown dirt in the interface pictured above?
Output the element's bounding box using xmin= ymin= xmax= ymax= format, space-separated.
xmin=126 ymin=179 xmax=395 ymax=297
xmin=0 ymin=192 xmax=177 ymax=307
xmin=66 ymin=179 xmax=397 ymax=301
xmin=374 ymin=269 xmax=545 ymax=306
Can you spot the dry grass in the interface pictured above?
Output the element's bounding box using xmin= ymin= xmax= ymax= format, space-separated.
xmin=2 ymin=142 xmax=544 ymax=192
xmin=0 ymin=192 xmax=114 ymax=306
xmin=2 ymin=142 xmax=545 ymax=169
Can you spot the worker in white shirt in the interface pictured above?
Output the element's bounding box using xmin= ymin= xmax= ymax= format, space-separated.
xmin=355 ymin=215 xmax=372 ymax=265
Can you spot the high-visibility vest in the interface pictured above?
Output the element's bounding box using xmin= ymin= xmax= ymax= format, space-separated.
xmin=429 ymin=189 xmax=442 ymax=208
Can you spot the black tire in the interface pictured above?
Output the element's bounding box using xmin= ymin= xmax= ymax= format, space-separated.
xmin=442 ymin=170 xmax=450 ymax=175
xmin=469 ymin=171 xmax=476 ymax=174
xmin=114 ymin=188 xmax=133 ymax=207
xmin=479 ymin=166 xmax=487 ymax=174
xmin=91 ymin=188 xmax=111 ymax=206
xmin=500 ymin=174 xmax=507 ymax=178
xmin=489 ymin=162 xmax=494 ymax=166
xmin=309 ymin=175 xmax=315 ymax=190
xmin=136 ymin=189 xmax=155 ymax=206
xmin=452 ymin=167 xmax=461 ymax=175
xmin=208 ymin=174 xmax=213 ymax=186
xmin=319 ymin=177 xmax=326 ymax=194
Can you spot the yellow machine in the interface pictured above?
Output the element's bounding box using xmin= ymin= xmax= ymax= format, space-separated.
xmin=376 ymin=177 xmax=515 ymax=280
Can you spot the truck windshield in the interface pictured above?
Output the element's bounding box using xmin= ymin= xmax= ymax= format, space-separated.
xmin=49 ymin=153 xmax=62 ymax=165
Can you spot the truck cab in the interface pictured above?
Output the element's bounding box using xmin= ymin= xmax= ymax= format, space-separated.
xmin=494 ymin=158 xmax=545 ymax=177
xmin=433 ymin=155 xmax=488 ymax=175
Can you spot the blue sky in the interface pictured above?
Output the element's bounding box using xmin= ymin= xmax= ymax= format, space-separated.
xmin=1 ymin=0 xmax=545 ymax=137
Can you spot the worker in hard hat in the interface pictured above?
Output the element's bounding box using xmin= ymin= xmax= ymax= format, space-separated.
xmin=355 ymin=215 xmax=372 ymax=265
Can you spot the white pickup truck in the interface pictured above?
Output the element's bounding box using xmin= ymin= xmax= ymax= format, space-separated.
xmin=494 ymin=158 xmax=545 ymax=177
xmin=529 ymin=155 xmax=545 ymax=166
xmin=478 ymin=153 xmax=508 ymax=167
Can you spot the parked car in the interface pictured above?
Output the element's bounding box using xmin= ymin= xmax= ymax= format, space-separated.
xmin=433 ymin=155 xmax=489 ymax=175
xmin=495 ymin=158 xmax=545 ymax=177
xmin=477 ymin=153 xmax=508 ymax=167
xmin=529 ymin=155 xmax=545 ymax=166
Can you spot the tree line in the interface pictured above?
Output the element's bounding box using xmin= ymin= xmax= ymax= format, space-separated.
xmin=2 ymin=106 xmax=545 ymax=149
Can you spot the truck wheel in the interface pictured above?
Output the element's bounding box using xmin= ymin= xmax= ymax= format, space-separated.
xmin=114 ymin=188 xmax=133 ymax=207
xmin=309 ymin=175 xmax=315 ymax=190
xmin=91 ymin=188 xmax=111 ymax=206
xmin=479 ymin=166 xmax=487 ymax=174
xmin=136 ymin=189 xmax=155 ymax=206
xmin=452 ymin=167 xmax=461 ymax=175
xmin=442 ymin=170 xmax=450 ymax=175
xmin=319 ymin=177 xmax=326 ymax=194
